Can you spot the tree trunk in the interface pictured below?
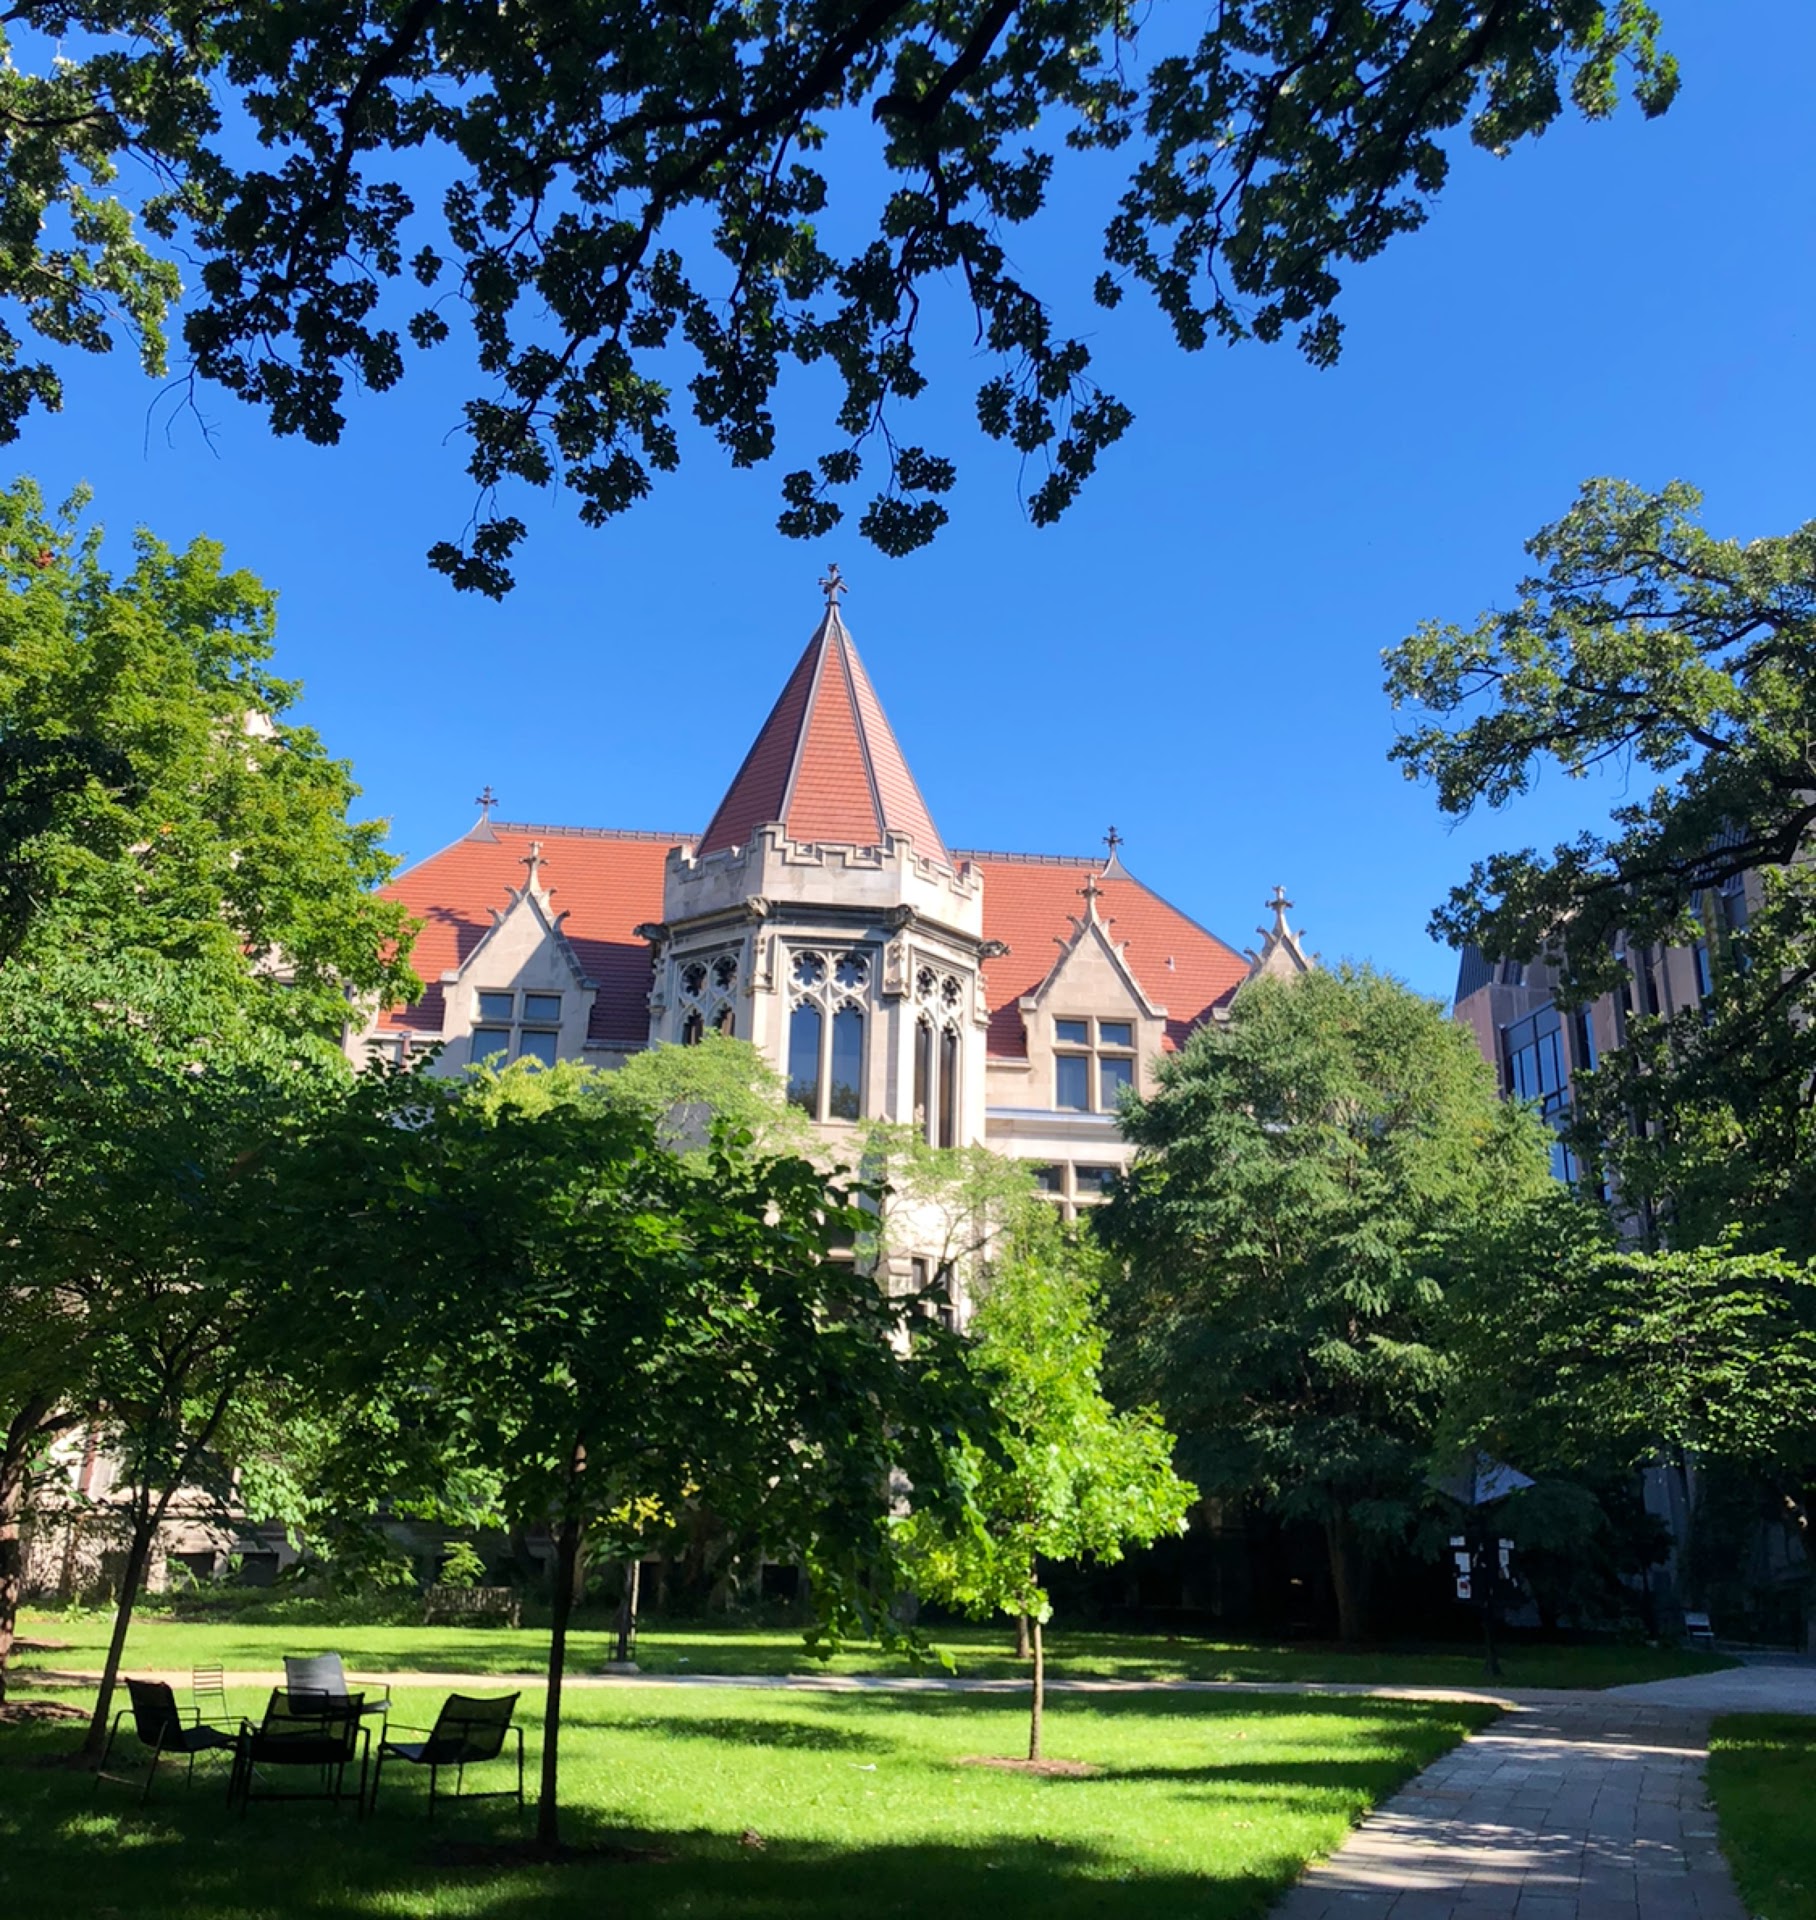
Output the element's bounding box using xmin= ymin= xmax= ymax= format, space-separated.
xmin=1325 ymin=1506 xmax=1367 ymax=1646
xmin=613 ymin=1555 xmax=640 ymax=1664
xmin=1027 ymin=1615 xmax=1045 ymax=1763
xmin=81 ymin=1501 xmax=158 ymax=1758
xmin=0 ymin=1455 xmax=26 ymax=1708
xmin=538 ymin=1443 xmax=586 ymax=1854
xmin=0 ymin=1397 xmax=67 ymax=1705
xmin=1014 ymin=1612 xmax=1031 ymax=1660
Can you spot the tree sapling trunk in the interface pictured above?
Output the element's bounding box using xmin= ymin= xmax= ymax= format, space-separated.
xmin=1027 ymin=1614 xmax=1045 ymax=1763
xmin=81 ymin=1498 xmax=159 ymax=1758
xmin=613 ymin=1554 xmax=640 ymax=1664
xmin=1014 ymin=1612 xmax=1031 ymax=1660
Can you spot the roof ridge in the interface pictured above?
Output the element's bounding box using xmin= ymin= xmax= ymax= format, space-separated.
xmin=831 ymin=615 xmax=888 ymax=845
xmin=487 ymin=820 xmax=696 ymax=844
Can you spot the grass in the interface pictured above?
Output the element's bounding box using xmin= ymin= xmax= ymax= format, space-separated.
xmin=14 ymin=1609 xmax=1732 ymax=1692
xmin=0 ymin=1677 xmax=1498 ymax=1919
xmin=1708 ymin=1714 xmax=1816 ymax=1920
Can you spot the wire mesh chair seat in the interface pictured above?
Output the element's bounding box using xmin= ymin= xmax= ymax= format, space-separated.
xmin=372 ymin=1692 xmax=524 ymax=1817
xmin=96 ymin=1678 xmax=238 ymax=1803
xmin=229 ymin=1688 xmax=370 ymax=1818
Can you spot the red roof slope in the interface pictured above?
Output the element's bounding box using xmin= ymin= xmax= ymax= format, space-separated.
xmin=378 ymin=828 xmax=1248 ymax=1062
xmin=698 ymin=605 xmax=949 ymax=864
xmin=378 ymin=825 xmax=675 ymax=1049
xmin=960 ymin=852 xmax=1252 ymax=1057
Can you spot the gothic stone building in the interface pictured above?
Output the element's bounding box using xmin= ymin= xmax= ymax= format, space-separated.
xmin=351 ymin=586 xmax=1312 ymax=1240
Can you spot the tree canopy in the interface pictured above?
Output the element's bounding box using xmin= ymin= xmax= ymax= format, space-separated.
xmin=1385 ymin=479 xmax=1816 ymax=1245
xmin=286 ymin=1067 xmax=988 ymax=1847
xmin=0 ymin=3 xmax=1675 ymax=590
xmin=1098 ymin=965 xmax=1554 ymax=1641
xmin=903 ymin=1210 xmax=1192 ymax=1761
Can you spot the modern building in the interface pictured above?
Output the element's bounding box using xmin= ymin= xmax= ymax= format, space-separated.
xmin=350 ymin=576 xmax=1314 ymax=1239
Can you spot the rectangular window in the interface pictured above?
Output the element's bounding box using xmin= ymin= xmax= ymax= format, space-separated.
xmin=938 ymin=1026 xmax=958 ymax=1148
xmin=1055 ymin=1018 xmax=1089 ymax=1046
xmin=1098 ymin=1021 xmax=1133 ymax=1049
xmin=523 ymin=993 xmax=562 ymax=1024
xmin=1056 ymin=1054 xmax=1090 ymax=1110
xmin=518 ymin=1030 xmax=558 ymax=1067
xmin=1099 ymin=1054 xmax=1134 ymax=1107
xmin=1570 ymin=1007 xmax=1597 ymax=1073
xmin=828 ymin=1006 xmax=864 ymax=1120
xmin=470 ymin=1028 xmax=511 ymax=1064
xmin=1074 ymin=1165 xmax=1117 ymax=1197
xmin=1032 ymin=1165 xmax=1063 ymax=1194
xmin=477 ymin=991 xmax=514 ymax=1024
xmin=787 ymin=1003 xmax=822 ymax=1114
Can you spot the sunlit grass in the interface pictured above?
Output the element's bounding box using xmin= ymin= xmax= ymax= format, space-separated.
xmin=0 ymin=1680 xmax=1498 ymax=1919
xmin=15 ymin=1609 xmax=1731 ymax=1693
xmin=1708 ymin=1713 xmax=1816 ymax=1920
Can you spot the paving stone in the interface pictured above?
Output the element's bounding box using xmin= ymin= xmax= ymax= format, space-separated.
xmin=1267 ymin=1703 xmax=1757 ymax=1920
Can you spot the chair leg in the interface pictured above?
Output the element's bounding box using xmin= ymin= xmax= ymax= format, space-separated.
xmin=140 ymin=1728 xmax=169 ymax=1807
xmin=370 ymin=1750 xmax=385 ymax=1815
xmin=95 ymin=1710 xmax=125 ymax=1795
xmin=515 ymin=1727 xmax=525 ymax=1812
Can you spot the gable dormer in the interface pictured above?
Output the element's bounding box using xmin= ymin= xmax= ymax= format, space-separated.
xmin=435 ymin=840 xmax=598 ymax=1072
xmin=1016 ymin=870 xmax=1168 ymax=1114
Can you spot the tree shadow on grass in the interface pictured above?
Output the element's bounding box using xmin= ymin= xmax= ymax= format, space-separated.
xmin=610 ymin=1713 xmax=897 ymax=1754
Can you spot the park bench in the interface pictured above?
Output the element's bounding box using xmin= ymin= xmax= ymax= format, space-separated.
xmin=422 ymin=1584 xmax=522 ymax=1628
xmin=1682 ymin=1609 xmax=1717 ymax=1648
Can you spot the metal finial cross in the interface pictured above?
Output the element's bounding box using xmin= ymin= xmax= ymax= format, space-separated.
xmin=818 ymin=562 xmax=847 ymax=607
xmin=1103 ymin=825 xmax=1123 ymax=861
xmin=522 ymin=840 xmax=545 ymax=888
xmin=1078 ymin=871 xmax=1103 ymax=915
xmin=475 ymin=783 xmax=498 ymax=818
xmin=1267 ymin=884 xmax=1294 ymax=932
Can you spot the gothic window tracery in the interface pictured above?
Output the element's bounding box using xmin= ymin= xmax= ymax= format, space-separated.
xmin=675 ymin=947 xmax=740 ymax=1042
xmin=787 ymin=948 xmax=869 ymax=1121
xmin=914 ymin=965 xmax=964 ymax=1147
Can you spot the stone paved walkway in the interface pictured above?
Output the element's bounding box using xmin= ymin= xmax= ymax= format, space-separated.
xmin=1275 ymin=1702 xmax=1744 ymax=1920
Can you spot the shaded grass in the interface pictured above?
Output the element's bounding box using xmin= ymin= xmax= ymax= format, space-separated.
xmin=1708 ymin=1713 xmax=1816 ymax=1920
xmin=14 ymin=1610 xmax=1731 ymax=1692
xmin=0 ymin=1680 xmax=1497 ymax=1919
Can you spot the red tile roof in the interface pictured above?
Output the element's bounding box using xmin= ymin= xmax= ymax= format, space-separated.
xmin=377 ymin=826 xmax=680 ymax=1050
xmin=959 ymin=852 xmax=1251 ymax=1057
xmin=378 ymin=829 xmax=1248 ymax=1060
xmin=698 ymin=606 xmax=949 ymax=865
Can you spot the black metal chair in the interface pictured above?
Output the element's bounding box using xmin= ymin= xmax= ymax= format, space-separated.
xmin=229 ymin=1688 xmax=370 ymax=1818
xmin=371 ymin=1692 xmax=523 ymax=1817
xmin=283 ymin=1652 xmax=389 ymax=1717
xmin=96 ymin=1677 xmax=238 ymax=1803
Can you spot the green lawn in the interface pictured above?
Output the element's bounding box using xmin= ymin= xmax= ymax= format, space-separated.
xmin=0 ymin=1680 xmax=1497 ymax=1919
xmin=1708 ymin=1714 xmax=1816 ymax=1920
xmin=14 ymin=1610 xmax=1732 ymax=1692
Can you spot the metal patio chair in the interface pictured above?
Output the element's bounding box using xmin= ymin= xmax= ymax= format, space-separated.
xmin=371 ymin=1692 xmax=524 ymax=1818
xmin=192 ymin=1665 xmax=232 ymax=1728
xmin=96 ymin=1678 xmax=238 ymax=1803
xmin=283 ymin=1651 xmax=389 ymax=1719
xmin=229 ymin=1688 xmax=370 ymax=1818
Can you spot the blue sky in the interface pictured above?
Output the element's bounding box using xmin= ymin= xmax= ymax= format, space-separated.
xmin=14 ymin=4 xmax=1813 ymax=999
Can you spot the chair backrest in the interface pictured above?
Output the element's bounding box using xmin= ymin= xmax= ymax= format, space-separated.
xmin=427 ymin=1692 xmax=520 ymax=1765
xmin=193 ymin=1665 xmax=229 ymax=1718
xmin=258 ymin=1688 xmax=364 ymax=1758
xmin=125 ymin=1677 xmax=184 ymax=1746
xmin=283 ymin=1653 xmax=349 ymax=1699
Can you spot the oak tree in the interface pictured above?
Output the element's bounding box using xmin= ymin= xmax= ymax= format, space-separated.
xmin=0 ymin=3 xmax=1676 ymax=590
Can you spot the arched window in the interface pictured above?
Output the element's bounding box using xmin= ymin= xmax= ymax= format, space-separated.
xmin=914 ymin=1017 xmax=934 ymax=1136
xmin=787 ymin=1003 xmax=822 ymax=1113
xmin=680 ymin=1009 xmax=704 ymax=1047
xmin=713 ymin=1004 xmax=735 ymax=1036
xmin=829 ymin=1006 xmax=864 ymax=1120
xmin=938 ymin=1025 xmax=959 ymax=1148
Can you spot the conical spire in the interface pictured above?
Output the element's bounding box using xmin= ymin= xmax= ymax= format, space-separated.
xmin=698 ymin=589 xmax=949 ymax=865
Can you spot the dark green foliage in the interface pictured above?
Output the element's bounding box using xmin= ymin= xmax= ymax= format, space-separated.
xmin=1386 ymin=479 xmax=1816 ymax=1245
xmin=283 ymin=1068 xmax=991 ymax=1844
xmin=1098 ymin=966 xmax=1554 ymax=1641
xmin=0 ymin=5 xmax=1675 ymax=588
